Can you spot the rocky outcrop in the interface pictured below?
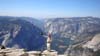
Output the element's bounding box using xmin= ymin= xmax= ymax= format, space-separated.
xmin=64 ymin=34 xmax=100 ymax=56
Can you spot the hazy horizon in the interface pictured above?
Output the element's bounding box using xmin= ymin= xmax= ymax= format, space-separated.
xmin=0 ymin=0 xmax=100 ymax=19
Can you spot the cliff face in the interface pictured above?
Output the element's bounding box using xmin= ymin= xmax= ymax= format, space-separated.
xmin=64 ymin=34 xmax=100 ymax=56
xmin=44 ymin=17 xmax=100 ymax=54
xmin=0 ymin=16 xmax=46 ymax=51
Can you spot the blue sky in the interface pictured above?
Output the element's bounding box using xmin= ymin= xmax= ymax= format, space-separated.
xmin=0 ymin=0 xmax=100 ymax=18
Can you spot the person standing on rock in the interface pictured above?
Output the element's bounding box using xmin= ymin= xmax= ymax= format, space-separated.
xmin=47 ymin=33 xmax=52 ymax=51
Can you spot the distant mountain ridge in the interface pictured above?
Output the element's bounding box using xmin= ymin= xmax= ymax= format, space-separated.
xmin=0 ymin=16 xmax=46 ymax=51
xmin=19 ymin=17 xmax=44 ymax=30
